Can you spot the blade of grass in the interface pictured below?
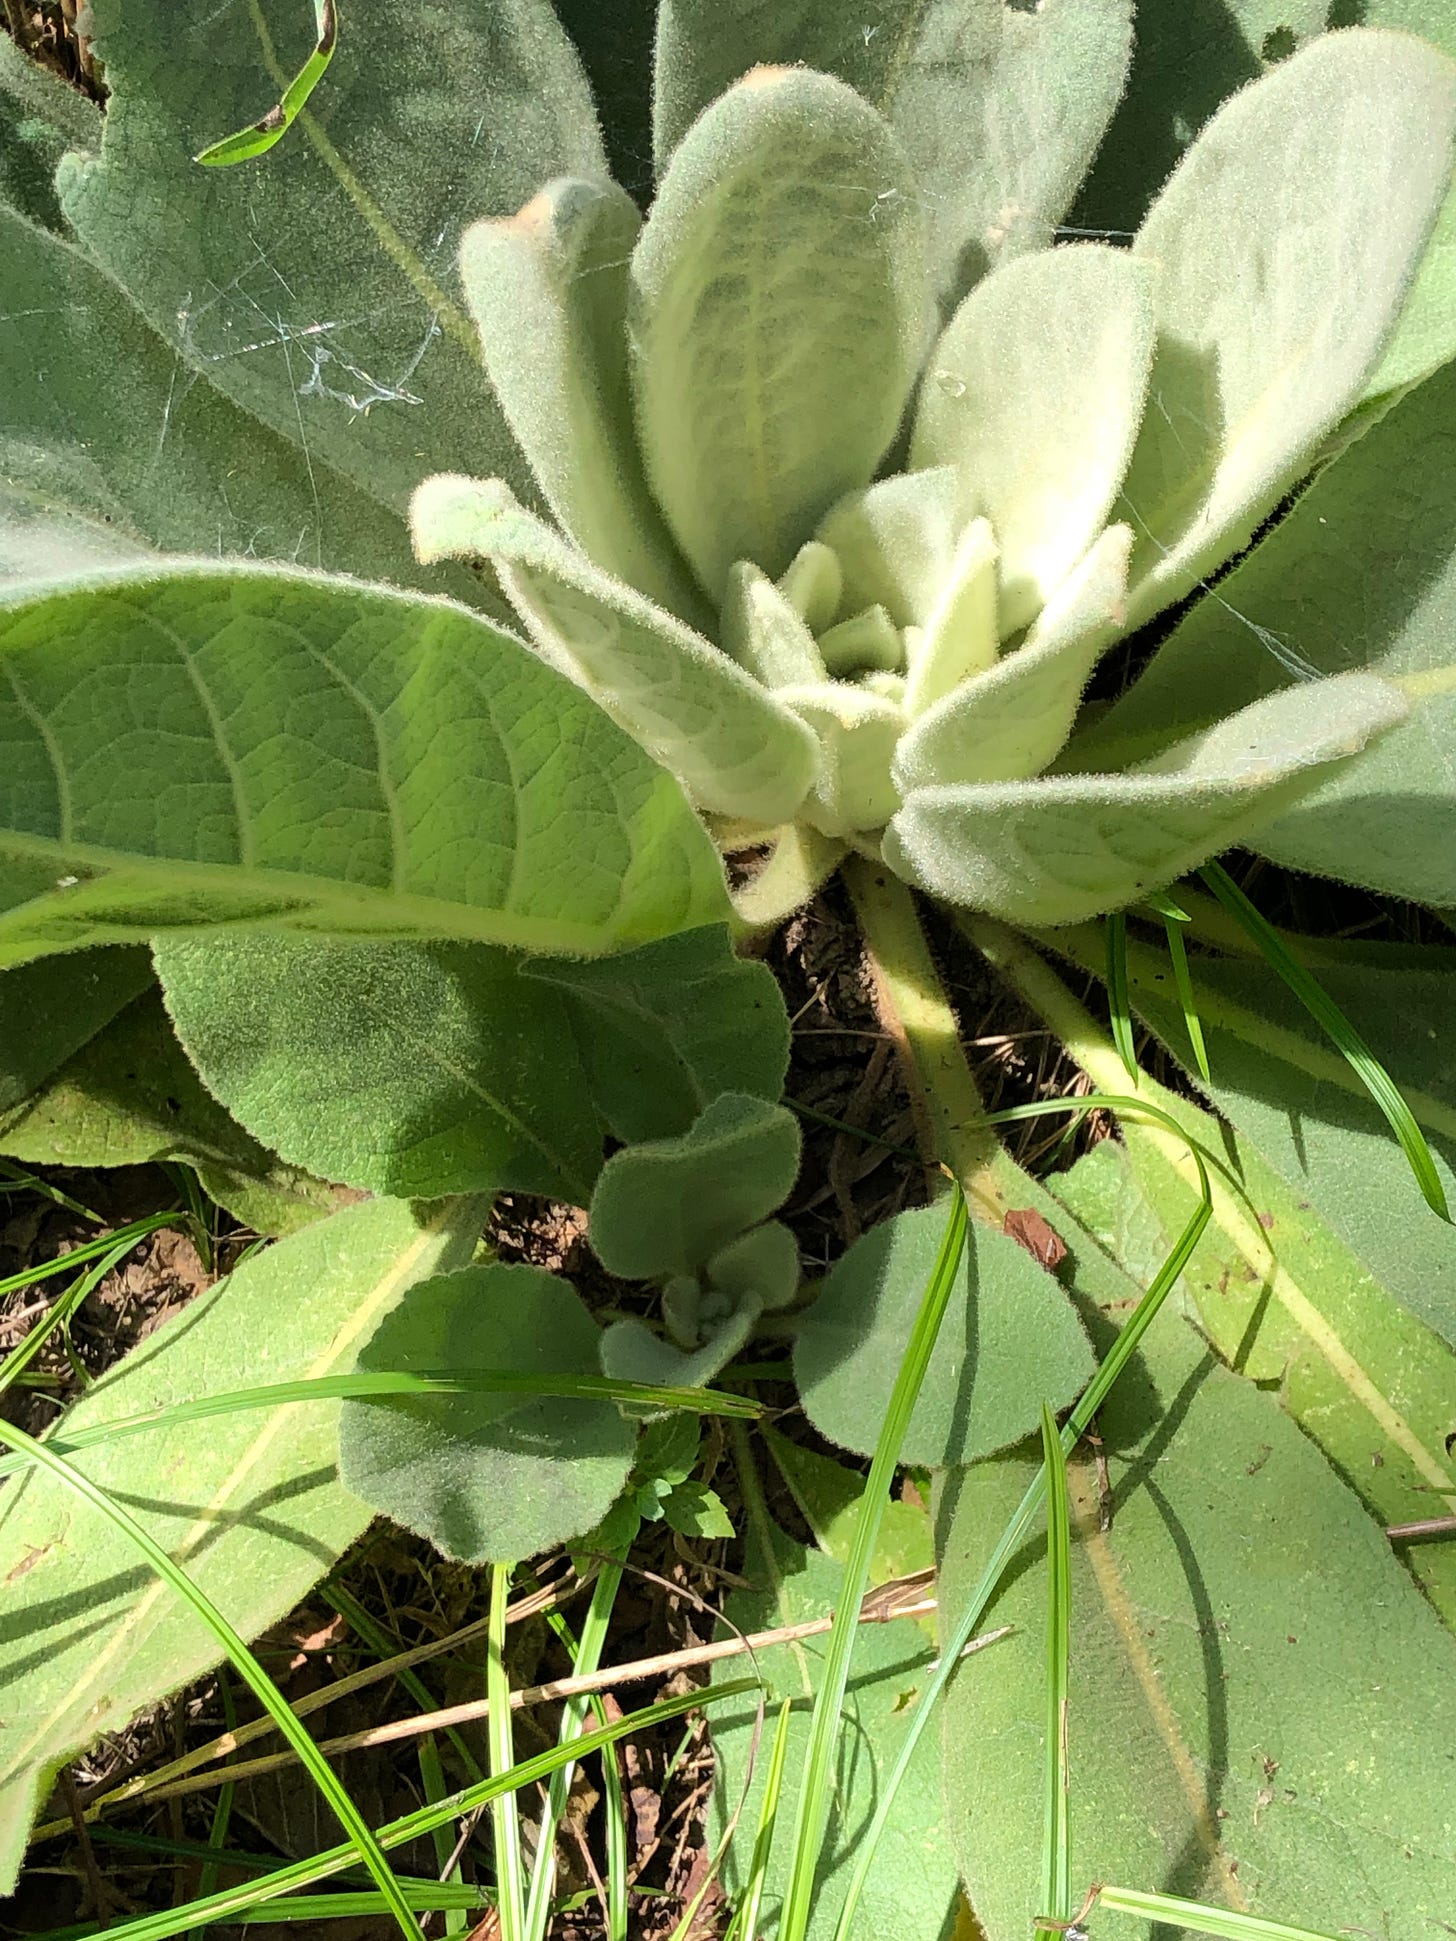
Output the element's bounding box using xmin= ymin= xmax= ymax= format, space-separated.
xmin=0 ymin=1217 xmax=176 ymax=1394
xmin=1104 ymin=913 xmax=1139 ymax=1084
xmin=1094 ymin=1885 xmax=1345 ymax=1941
xmin=725 ymin=1697 xmax=794 ymax=1941
xmin=323 ymin=1580 xmax=486 ymax=1786
xmin=0 ymin=1211 xmax=177 ymax=1304
xmin=779 ymin=1183 xmax=969 ymax=1941
xmin=830 ymin=1122 xmax=1214 ymax=1941
xmin=1152 ymin=906 xmax=1212 ymax=1083
xmin=0 ymin=1418 xmax=418 ymax=1939
xmin=488 ymin=1563 xmax=528 ymax=1941
xmin=195 ymin=0 xmax=337 ymax=164
xmin=188 ymin=1673 xmax=236 ymax=1941
xmin=1199 ymin=859 xmax=1448 ymax=1218
xmin=1035 ymin=1403 xmax=1072 ymax=1939
xmin=40 ymin=1682 xmax=756 ymax=1941
xmin=0 ymin=1159 xmax=106 ymax=1223
xmin=0 ymin=1369 xmax=761 ymax=1481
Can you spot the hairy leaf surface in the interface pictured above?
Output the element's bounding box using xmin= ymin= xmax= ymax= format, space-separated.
xmin=0 ymin=564 xmax=727 ymax=967
xmin=0 ymin=947 xmax=151 ymax=1113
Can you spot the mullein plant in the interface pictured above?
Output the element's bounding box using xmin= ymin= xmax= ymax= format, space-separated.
xmin=411 ymin=27 xmax=1456 ymax=932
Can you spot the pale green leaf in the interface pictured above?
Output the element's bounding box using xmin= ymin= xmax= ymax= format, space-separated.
xmin=710 ymin=1503 xmax=958 ymax=1941
xmin=793 ymin=1205 xmax=1094 ymax=1468
xmin=629 ymin=66 xmax=928 ymax=597
xmin=458 ymin=178 xmax=706 ymax=623
xmin=0 ymin=985 xmax=341 ymax=1237
xmin=896 ymin=526 xmax=1132 ymax=790
xmin=1074 ymin=353 xmax=1456 ymax=902
xmin=0 ymin=563 xmax=728 ymax=968
xmin=1120 ymin=29 xmax=1456 ymax=629
xmin=781 ymin=680 xmax=905 ymax=837
xmin=777 ymin=539 xmax=844 ymax=634
xmin=912 ymin=247 xmax=1153 ymax=636
xmin=721 ymin=562 xmax=828 ymax=690
xmin=654 ymin=0 xmax=1133 ymax=313
xmin=816 ymin=606 xmax=904 ymax=680
xmin=155 ymin=935 xmax=602 ymax=1205
xmin=59 ymin=0 xmax=604 ymax=522
xmin=815 ymin=468 xmax=962 ymax=631
xmin=338 ymin=1263 xmax=635 ymax=1566
xmin=938 ymin=1306 xmax=1456 ymax=1941
xmin=885 ymin=674 xmax=1406 ymax=924
xmin=0 ymin=207 xmax=440 ymax=593
xmin=522 ymin=925 xmax=790 ymax=1144
xmin=1034 ymin=999 xmax=1456 ymax=1626
xmin=588 ymin=1094 xmax=801 ymax=1280
xmin=659 ymin=1479 xmax=734 ymax=1540
xmin=0 ymin=1193 xmax=481 ymax=1890
xmin=902 ymin=517 xmax=999 ymax=717
xmin=706 ymin=1220 xmax=800 ymax=1311
xmin=0 ymin=30 xmax=101 ymax=150
xmin=600 ymin=1300 xmax=759 ymax=1392
xmin=410 ymin=475 xmax=819 ymax=823
xmin=0 ymin=946 xmax=151 ymax=1113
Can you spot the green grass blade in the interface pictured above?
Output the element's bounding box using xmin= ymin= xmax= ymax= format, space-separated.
xmin=780 ymin=1185 xmax=969 ymax=1941
xmin=1036 ymin=1403 xmax=1072 ymax=1936
xmin=0 ymin=1369 xmax=761 ymax=1480
xmin=54 ymin=1682 xmax=756 ymax=1941
xmin=0 ymin=1217 xmax=176 ymax=1394
xmin=727 ymin=1697 xmax=794 ymax=1941
xmin=488 ymin=1563 xmax=528 ymax=1941
xmin=1199 ymin=860 xmax=1449 ymax=1218
xmin=188 ymin=1674 xmax=236 ymax=1941
xmin=830 ymin=1132 xmax=1213 ymax=1941
xmin=0 ymin=1212 xmax=177 ymax=1303
xmin=1159 ymin=909 xmax=1212 ymax=1083
xmin=0 ymin=1416 xmax=417 ymax=1939
xmin=195 ymin=0 xmax=337 ymax=165
xmin=1105 ymin=912 xmax=1139 ymax=1084
xmin=1095 ymin=1885 xmax=1345 ymax=1941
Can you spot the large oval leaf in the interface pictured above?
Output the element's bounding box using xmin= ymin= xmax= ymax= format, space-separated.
xmin=0 ymin=563 xmax=728 ymax=968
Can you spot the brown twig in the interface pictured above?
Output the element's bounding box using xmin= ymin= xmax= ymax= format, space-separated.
xmin=1387 ymin=1514 xmax=1456 ymax=1541
xmin=55 ymin=1583 xmax=1012 ymax=1824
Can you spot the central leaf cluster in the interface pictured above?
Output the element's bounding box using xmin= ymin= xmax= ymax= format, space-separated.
xmin=413 ymin=33 xmax=1454 ymax=927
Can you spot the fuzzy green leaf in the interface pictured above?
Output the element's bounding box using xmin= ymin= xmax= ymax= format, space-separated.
xmin=410 ymin=475 xmax=819 ymax=823
xmin=912 ymin=246 xmax=1154 ymax=636
xmin=886 ymin=674 xmax=1406 ymax=924
xmin=1119 ymin=29 xmax=1456 ymax=629
xmin=588 ymin=1094 xmax=801 ymax=1280
xmin=601 ymin=1300 xmax=760 ymax=1393
xmin=0 ymin=207 xmax=438 ymax=594
xmin=902 ymin=517 xmax=999 ymax=718
xmin=0 ymin=985 xmax=341 ymax=1236
xmin=654 ymin=0 xmax=1133 ymax=313
xmin=0 ymin=946 xmax=151 ymax=1113
xmin=721 ymin=562 xmax=829 ymax=691
xmin=523 ymin=925 xmax=790 ymax=1144
xmin=1076 ymin=355 xmax=1456 ymax=903
xmin=0 ymin=563 xmax=727 ymax=968
xmin=706 ymin=1220 xmax=801 ymax=1311
xmin=155 ymin=936 xmax=602 ymax=1205
xmin=628 ymin=66 xmax=928 ymax=598
xmin=937 ymin=1303 xmax=1456 ymax=1941
xmin=458 ymin=178 xmax=706 ymax=623
xmin=0 ymin=1194 xmax=481 ymax=1891
xmin=780 ymin=680 xmax=905 ymax=837
xmin=896 ymin=526 xmax=1132 ymax=790
xmin=793 ymin=1205 xmax=1094 ymax=1468
xmin=59 ymin=0 xmax=603 ymax=523
xmin=762 ymin=1427 xmax=933 ymax=1592
xmin=338 ymin=1264 xmax=636 ymax=1566
xmin=815 ymin=468 xmax=962 ymax=632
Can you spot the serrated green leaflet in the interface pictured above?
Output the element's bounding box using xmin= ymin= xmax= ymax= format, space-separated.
xmin=0 ymin=564 xmax=728 ymax=968
xmin=938 ymin=1307 xmax=1456 ymax=1941
xmin=0 ymin=1193 xmax=483 ymax=1892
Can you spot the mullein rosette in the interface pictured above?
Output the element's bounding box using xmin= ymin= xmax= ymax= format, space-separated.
xmin=411 ymin=29 xmax=1456 ymax=930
